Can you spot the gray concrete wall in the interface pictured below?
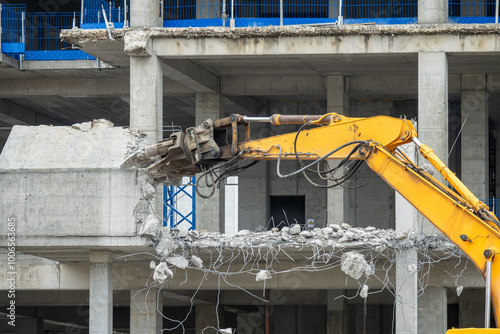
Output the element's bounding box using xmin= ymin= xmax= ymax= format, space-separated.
xmin=0 ymin=124 xmax=143 ymax=239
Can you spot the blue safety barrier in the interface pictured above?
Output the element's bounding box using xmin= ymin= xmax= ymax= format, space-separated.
xmin=164 ymin=0 xmax=418 ymax=26
xmin=25 ymin=13 xmax=79 ymax=52
xmin=163 ymin=177 xmax=196 ymax=230
xmin=164 ymin=0 xmax=500 ymax=26
xmin=449 ymin=0 xmax=497 ymax=19
xmin=1 ymin=4 xmax=26 ymax=55
xmin=81 ymin=0 xmax=129 ymax=26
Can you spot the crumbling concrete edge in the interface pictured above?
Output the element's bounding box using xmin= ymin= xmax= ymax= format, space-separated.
xmin=62 ymin=24 xmax=500 ymax=55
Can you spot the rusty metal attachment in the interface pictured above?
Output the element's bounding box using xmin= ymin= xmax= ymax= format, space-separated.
xmin=146 ymin=132 xmax=201 ymax=181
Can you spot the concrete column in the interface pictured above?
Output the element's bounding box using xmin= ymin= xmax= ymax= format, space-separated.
xmin=196 ymin=304 xmax=222 ymax=334
xmin=418 ymin=0 xmax=448 ymax=23
xmin=327 ymin=290 xmax=346 ymax=334
xmin=395 ymin=144 xmax=418 ymax=334
xmin=461 ymin=74 xmax=488 ymax=200
xmin=195 ymin=93 xmax=225 ymax=232
xmin=418 ymin=51 xmax=448 ymax=235
xmin=130 ymin=288 xmax=163 ymax=334
xmin=326 ymin=76 xmax=350 ymax=227
xmin=130 ymin=55 xmax=163 ymax=143
xmin=130 ymin=0 xmax=163 ymax=27
xmin=89 ymin=251 xmax=113 ymax=334
xmin=16 ymin=318 xmax=44 ymax=334
xmin=418 ymin=287 xmax=447 ymax=334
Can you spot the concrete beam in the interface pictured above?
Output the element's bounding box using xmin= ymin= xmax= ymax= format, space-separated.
xmin=222 ymin=75 xmax=462 ymax=98
xmin=0 ymin=255 xmax=484 ymax=292
xmin=0 ymin=99 xmax=63 ymax=125
xmin=23 ymin=60 xmax=115 ymax=71
xmin=225 ymin=96 xmax=258 ymax=116
xmin=222 ymin=75 xmax=326 ymax=96
xmin=0 ymin=78 xmax=190 ymax=98
xmin=162 ymin=59 xmax=219 ymax=93
xmin=152 ymin=35 xmax=500 ymax=57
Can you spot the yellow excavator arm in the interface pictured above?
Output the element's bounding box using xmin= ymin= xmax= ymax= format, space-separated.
xmin=136 ymin=113 xmax=500 ymax=331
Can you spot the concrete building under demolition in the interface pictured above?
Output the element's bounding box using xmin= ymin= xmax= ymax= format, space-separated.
xmin=1 ymin=0 xmax=500 ymax=333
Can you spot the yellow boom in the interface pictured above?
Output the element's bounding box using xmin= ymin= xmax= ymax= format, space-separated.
xmin=140 ymin=113 xmax=500 ymax=331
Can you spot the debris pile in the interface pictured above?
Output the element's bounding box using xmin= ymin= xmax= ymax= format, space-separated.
xmin=143 ymin=222 xmax=457 ymax=286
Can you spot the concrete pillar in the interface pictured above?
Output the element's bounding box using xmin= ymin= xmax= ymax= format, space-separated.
xmin=196 ymin=304 xmax=222 ymax=334
xmin=461 ymin=74 xmax=488 ymax=200
xmin=326 ymin=76 xmax=350 ymax=227
xmin=418 ymin=0 xmax=448 ymax=23
xmin=130 ymin=288 xmax=163 ymax=334
xmin=395 ymin=144 xmax=418 ymax=334
xmin=418 ymin=51 xmax=448 ymax=235
xmin=130 ymin=55 xmax=163 ymax=143
xmin=16 ymin=318 xmax=44 ymax=334
xmin=89 ymin=251 xmax=113 ymax=334
xmin=418 ymin=287 xmax=447 ymax=334
xmin=195 ymin=93 xmax=225 ymax=232
xmin=327 ymin=290 xmax=346 ymax=334
xmin=130 ymin=0 xmax=163 ymax=27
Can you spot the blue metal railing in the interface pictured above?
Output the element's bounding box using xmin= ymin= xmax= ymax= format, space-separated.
xmin=22 ymin=12 xmax=95 ymax=60
xmin=343 ymin=0 xmax=417 ymax=19
xmin=163 ymin=177 xmax=196 ymax=230
xmin=164 ymin=0 xmax=418 ymax=26
xmin=1 ymin=4 xmax=26 ymax=54
xmin=81 ymin=0 xmax=129 ymax=27
xmin=164 ymin=0 xmax=500 ymax=26
xmin=449 ymin=0 xmax=497 ymax=23
xmin=25 ymin=12 xmax=79 ymax=51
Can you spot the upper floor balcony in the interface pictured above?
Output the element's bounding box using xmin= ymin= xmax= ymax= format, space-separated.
xmin=0 ymin=0 xmax=498 ymax=62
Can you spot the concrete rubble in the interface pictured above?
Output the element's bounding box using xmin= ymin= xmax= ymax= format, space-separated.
xmin=144 ymin=221 xmax=457 ymax=286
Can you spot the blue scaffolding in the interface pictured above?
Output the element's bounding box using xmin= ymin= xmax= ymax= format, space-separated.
xmin=1 ymin=4 xmax=26 ymax=55
xmin=25 ymin=12 xmax=95 ymax=61
xmin=163 ymin=177 xmax=196 ymax=230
